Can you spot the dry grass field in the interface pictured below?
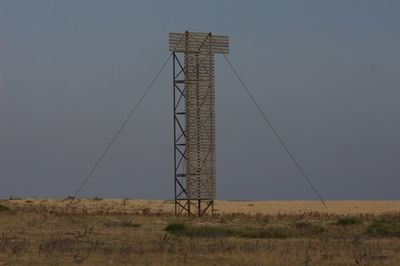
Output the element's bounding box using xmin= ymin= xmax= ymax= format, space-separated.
xmin=1 ymin=198 xmax=400 ymax=265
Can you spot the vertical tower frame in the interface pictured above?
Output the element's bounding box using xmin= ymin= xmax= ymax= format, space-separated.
xmin=171 ymin=31 xmax=229 ymax=216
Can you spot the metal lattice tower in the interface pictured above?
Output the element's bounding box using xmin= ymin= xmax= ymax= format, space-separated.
xmin=170 ymin=31 xmax=229 ymax=216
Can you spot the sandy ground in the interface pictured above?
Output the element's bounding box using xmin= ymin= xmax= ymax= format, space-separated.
xmin=215 ymin=200 xmax=400 ymax=215
xmin=3 ymin=198 xmax=400 ymax=215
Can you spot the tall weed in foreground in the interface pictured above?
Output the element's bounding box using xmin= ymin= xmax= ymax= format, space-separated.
xmin=165 ymin=223 xmax=297 ymax=239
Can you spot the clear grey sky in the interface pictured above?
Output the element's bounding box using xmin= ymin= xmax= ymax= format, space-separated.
xmin=1 ymin=0 xmax=399 ymax=200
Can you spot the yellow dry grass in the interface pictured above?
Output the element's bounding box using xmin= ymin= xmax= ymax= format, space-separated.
xmin=1 ymin=199 xmax=400 ymax=265
xmin=215 ymin=200 xmax=400 ymax=215
xmin=6 ymin=198 xmax=400 ymax=215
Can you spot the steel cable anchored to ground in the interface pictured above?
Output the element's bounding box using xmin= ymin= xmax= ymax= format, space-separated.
xmin=221 ymin=53 xmax=327 ymax=207
xmin=70 ymin=47 xmax=326 ymax=208
xmin=71 ymin=53 xmax=173 ymax=201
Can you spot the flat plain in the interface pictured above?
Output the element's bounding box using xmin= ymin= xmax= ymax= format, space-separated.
xmin=1 ymin=199 xmax=399 ymax=265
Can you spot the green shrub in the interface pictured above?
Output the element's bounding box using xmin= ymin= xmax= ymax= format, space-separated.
xmin=0 ymin=204 xmax=10 ymax=212
xmin=165 ymin=223 xmax=295 ymax=239
xmin=366 ymin=221 xmax=400 ymax=237
xmin=187 ymin=226 xmax=235 ymax=237
xmin=337 ymin=217 xmax=361 ymax=226
xmin=239 ymin=227 xmax=295 ymax=239
xmin=165 ymin=223 xmax=234 ymax=237
xmin=165 ymin=223 xmax=187 ymax=233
